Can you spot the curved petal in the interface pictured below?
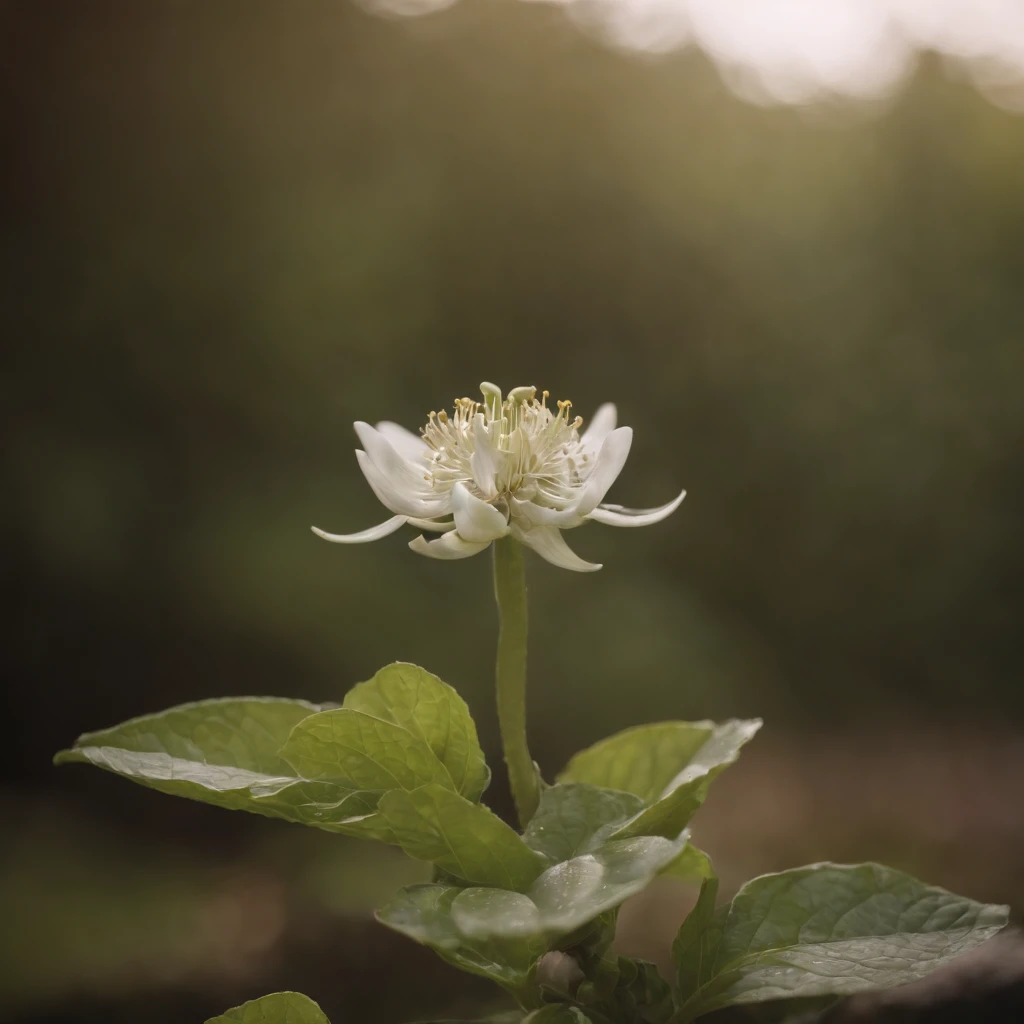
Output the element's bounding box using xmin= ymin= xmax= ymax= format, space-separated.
xmin=573 ymin=426 xmax=633 ymax=518
xmin=586 ymin=489 xmax=687 ymax=528
xmin=375 ymin=420 xmax=429 ymax=462
xmin=511 ymin=522 xmax=602 ymax=572
xmin=452 ymin=481 xmax=510 ymax=543
xmin=580 ymin=402 xmax=617 ymax=453
xmin=310 ymin=516 xmax=408 ymax=543
xmin=409 ymin=532 xmax=491 ymax=561
xmin=470 ymin=413 xmax=499 ymax=498
xmin=405 ymin=516 xmax=456 ymax=533
xmin=509 ymin=496 xmax=585 ymax=531
xmin=356 ymin=450 xmax=451 ymax=518
xmin=354 ymin=421 xmax=433 ymax=496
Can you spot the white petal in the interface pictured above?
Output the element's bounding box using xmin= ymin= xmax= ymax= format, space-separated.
xmin=511 ymin=522 xmax=602 ymax=572
xmin=375 ymin=420 xmax=429 ymax=462
xmin=586 ymin=489 xmax=687 ymax=528
xmin=453 ymin=481 xmax=510 ymax=543
xmin=409 ymin=532 xmax=491 ymax=561
xmin=311 ymin=516 xmax=408 ymax=543
xmin=580 ymin=403 xmax=617 ymax=453
xmin=354 ymin=421 xmax=433 ymax=496
xmin=573 ymin=426 xmax=633 ymax=518
xmin=405 ymin=516 xmax=456 ymax=532
xmin=356 ymin=449 xmax=451 ymax=518
xmin=509 ymin=496 xmax=585 ymax=531
xmin=470 ymin=413 xmax=498 ymax=498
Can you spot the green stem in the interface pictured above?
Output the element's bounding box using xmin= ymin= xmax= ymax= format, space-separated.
xmin=492 ymin=536 xmax=539 ymax=828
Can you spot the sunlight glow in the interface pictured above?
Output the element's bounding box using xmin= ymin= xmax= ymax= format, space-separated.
xmin=373 ymin=0 xmax=1024 ymax=110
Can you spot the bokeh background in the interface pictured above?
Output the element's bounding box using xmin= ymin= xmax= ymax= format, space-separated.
xmin=3 ymin=1 xmax=1024 ymax=1021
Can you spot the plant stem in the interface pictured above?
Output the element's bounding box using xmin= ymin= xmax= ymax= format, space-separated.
xmin=492 ymin=536 xmax=539 ymax=828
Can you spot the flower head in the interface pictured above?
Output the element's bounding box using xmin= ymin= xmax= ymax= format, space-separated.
xmin=312 ymin=383 xmax=685 ymax=571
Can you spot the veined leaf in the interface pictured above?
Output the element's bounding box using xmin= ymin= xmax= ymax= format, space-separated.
xmin=379 ymin=829 xmax=692 ymax=983
xmin=562 ymin=719 xmax=761 ymax=840
xmin=523 ymin=783 xmax=644 ymax=864
xmin=380 ymin=784 xmax=546 ymax=890
xmin=56 ymin=663 xmax=491 ymax=842
xmin=377 ymin=883 xmax=549 ymax=990
xmin=344 ymin=663 xmax=489 ymax=801
xmin=674 ymin=862 xmax=1009 ymax=1021
xmin=52 ymin=698 xmax=372 ymax=829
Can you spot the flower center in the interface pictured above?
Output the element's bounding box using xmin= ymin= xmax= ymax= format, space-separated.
xmin=420 ymin=384 xmax=590 ymax=508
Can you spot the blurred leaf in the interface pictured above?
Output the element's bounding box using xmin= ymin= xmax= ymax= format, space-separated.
xmin=565 ymin=719 xmax=762 ymax=840
xmin=205 ymin=991 xmax=330 ymax=1024
xmin=344 ymin=663 xmax=490 ymax=801
xmin=674 ymin=862 xmax=1010 ymax=1021
xmin=523 ymin=783 xmax=644 ymax=863
xmin=380 ymin=784 xmax=545 ymax=890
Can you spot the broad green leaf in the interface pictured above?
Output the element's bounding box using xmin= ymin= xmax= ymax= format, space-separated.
xmin=205 ymin=990 xmax=330 ymax=1024
xmin=557 ymin=720 xmax=761 ymax=840
xmin=381 ymin=829 xmax=695 ymax=997
xmin=52 ymin=698 xmax=373 ymax=829
xmin=377 ymin=883 xmax=549 ymax=990
xmin=660 ymin=842 xmax=714 ymax=882
xmin=344 ymin=663 xmax=490 ymax=801
xmin=529 ymin=833 xmax=691 ymax=935
xmin=558 ymin=723 xmax=714 ymax=802
xmin=282 ymin=708 xmax=454 ymax=791
xmin=670 ymin=873 xmax=719 ymax=981
xmin=379 ymin=784 xmax=546 ymax=890
xmin=675 ymin=862 xmax=1009 ymax=1021
xmin=523 ymin=784 xmax=644 ymax=863
xmin=612 ymin=719 xmax=761 ymax=840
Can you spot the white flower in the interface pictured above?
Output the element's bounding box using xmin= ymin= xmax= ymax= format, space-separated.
xmin=312 ymin=383 xmax=685 ymax=572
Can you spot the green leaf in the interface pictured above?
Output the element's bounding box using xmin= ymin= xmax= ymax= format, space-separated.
xmin=671 ymin=873 xmax=719 ymax=983
xmin=379 ymin=784 xmax=546 ymax=890
xmin=529 ymin=833 xmax=691 ymax=935
xmin=52 ymin=698 xmax=373 ymax=829
xmin=377 ymin=883 xmax=549 ymax=990
xmin=55 ymin=663 xmax=489 ymax=842
xmin=523 ymin=783 xmax=644 ymax=863
xmin=281 ymin=708 xmax=454 ymax=792
xmin=558 ymin=723 xmax=714 ymax=802
xmin=343 ymin=663 xmax=490 ymax=801
xmin=674 ymin=862 xmax=1009 ymax=1021
xmin=205 ymin=991 xmax=330 ymax=1024
xmin=601 ymin=958 xmax=674 ymax=1024
xmin=380 ymin=830 xmax=693 ymax=971
xmin=560 ymin=719 xmax=760 ymax=840
xmin=660 ymin=843 xmax=714 ymax=882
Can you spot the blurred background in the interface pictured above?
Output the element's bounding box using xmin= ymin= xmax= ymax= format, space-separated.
xmin=3 ymin=1 xmax=1024 ymax=1021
